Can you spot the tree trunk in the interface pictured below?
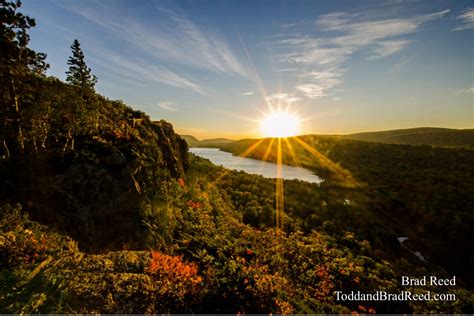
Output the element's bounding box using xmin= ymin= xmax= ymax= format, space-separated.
xmin=63 ymin=133 xmax=70 ymax=152
xmin=2 ymin=140 xmax=10 ymax=160
xmin=63 ymin=129 xmax=74 ymax=152
xmin=10 ymin=75 xmax=24 ymax=153
xmin=33 ymin=136 xmax=38 ymax=153
xmin=41 ymin=134 xmax=47 ymax=149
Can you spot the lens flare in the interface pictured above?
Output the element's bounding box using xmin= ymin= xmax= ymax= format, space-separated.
xmin=260 ymin=111 xmax=299 ymax=138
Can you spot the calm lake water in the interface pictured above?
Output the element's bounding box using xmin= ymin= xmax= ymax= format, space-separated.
xmin=190 ymin=148 xmax=322 ymax=183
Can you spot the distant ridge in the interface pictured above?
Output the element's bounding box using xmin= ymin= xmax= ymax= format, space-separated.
xmin=342 ymin=127 xmax=474 ymax=148
xmin=185 ymin=127 xmax=474 ymax=149
xmin=181 ymin=135 xmax=200 ymax=147
xmin=180 ymin=135 xmax=234 ymax=148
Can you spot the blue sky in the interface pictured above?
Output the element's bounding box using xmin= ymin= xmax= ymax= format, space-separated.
xmin=22 ymin=0 xmax=473 ymax=139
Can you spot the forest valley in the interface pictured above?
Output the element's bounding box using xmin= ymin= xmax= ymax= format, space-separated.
xmin=1 ymin=1 xmax=473 ymax=313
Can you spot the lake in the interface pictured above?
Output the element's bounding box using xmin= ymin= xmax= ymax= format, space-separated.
xmin=190 ymin=147 xmax=322 ymax=183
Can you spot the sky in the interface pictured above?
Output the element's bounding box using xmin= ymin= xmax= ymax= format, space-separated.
xmin=22 ymin=0 xmax=473 ymax=139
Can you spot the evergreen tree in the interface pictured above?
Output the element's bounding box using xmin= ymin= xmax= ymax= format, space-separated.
xmin=63 ymin=40 xmax=99 ymax=150
xmin=65 ymin=39 xmax=97 ymax=91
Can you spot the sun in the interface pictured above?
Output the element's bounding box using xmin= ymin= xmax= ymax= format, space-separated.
xmin=260 ymin=111 xmax=300 ymax=138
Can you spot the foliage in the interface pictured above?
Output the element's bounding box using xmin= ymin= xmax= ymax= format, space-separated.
xmin=0 ymin=0 xmax=49 ymax=154
xmin=65 ymin=39 xmax=97 ymax=91
xmin=220 ymin=136 xmax=474 ymax=287
xmin=180 ymin=135 xmax=235 ymax=148
xmin=0 ymin=3 xmax=473 ymax=314
xmin=343 ymin=127 xmax=474 ymax=148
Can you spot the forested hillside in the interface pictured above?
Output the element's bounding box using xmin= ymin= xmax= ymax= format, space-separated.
xmin=181 ymin=135 xmax=234 ymax=148
xmin=343 ymin=127 xmax=474 ymax=148
xmin=181 ymin=135 xmax=200 ymax=147
xmin=1 ymin=1 xmax=473 ymax=313
xmin=220 ymin=136 xmax=474 ymax=288
xmin=0 ymin=0 xmax=188 ymax=250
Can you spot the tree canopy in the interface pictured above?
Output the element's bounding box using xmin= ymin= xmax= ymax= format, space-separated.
xmin=0 ymin=0 xmax=48 ymax=155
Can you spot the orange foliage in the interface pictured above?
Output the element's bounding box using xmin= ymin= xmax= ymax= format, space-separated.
xmin=146 ymin=251 xmax=202 ymax=285
xmin=314 ymin=265 xmax=334 ymax=300
xmin=187 ymin=200 xmax=203 ymax=210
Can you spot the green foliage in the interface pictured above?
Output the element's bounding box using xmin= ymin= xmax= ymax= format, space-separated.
xmin=180 ymin=134 xmax=235 ymax=148
xmin=1 ymin=3 xmax=472 ymax=314
xmin=0 ymin=0 xmax=49 ymax=154
xmin=344 ymin=127 xmax=474 ymax=148
xmin=220 ymin=136 xmax=474 ymax=288
xmin=0 ymin=8 xmax=189 ymax=249
xmin=0 ymin=204 xmax=205 ymax=313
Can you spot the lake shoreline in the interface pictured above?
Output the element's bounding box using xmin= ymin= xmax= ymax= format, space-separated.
xmin=190 ymin=147 xmax=322 ymax=183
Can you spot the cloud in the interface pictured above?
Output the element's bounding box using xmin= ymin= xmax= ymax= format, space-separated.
xmin=296 ymin=84 xmax=328 ymax=99
xmin=367 ymin=39 xmax=413 ymax=60
xmin=460 ymin=85 xmax=474 ymax=94
xmin=296 ymin=68 xmax=346 ymax=99
xmin=266 ymin=93 xmax=301 ymax=107
xmin=275 ymin=9 xmax=449 ymax=100
xmin=240 ymin=91 xmax=254 ymax=96
xmin=164 ymin=9 xmax=249 ymax=76
xmin=274 ymin=68 xmax=298 ymax=72
xmin=279 ymin=22 xmax=300 ymax=29
xmin=455 ymin=85 xmax=474 ymax=94
xmin=88 ymin=46 xmax=207 ymax=95
xmin=158 ymin=101 xmax=178 ymax=111
xmin=453 ymin=8 xmax=474 ymax=31
xmin=58 ymin=1 xmax=249 ymax=94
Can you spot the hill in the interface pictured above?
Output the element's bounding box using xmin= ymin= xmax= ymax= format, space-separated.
xmin=180 ymin=134 xmax=200 ymax=147
xmin=1 ymin=3 xmax=473 ymax=313
xmin=199 ymin=138 xmax=235 ymax=147
xmin=180 ymin=135 xmax=234 ymax=148
xmin=219 ymin=135 xmax=474 ymax=289
xmin=343 ymin=127 xmax=474 ymax=148
xmin=0 ymin=77 xmax=188 ymax=251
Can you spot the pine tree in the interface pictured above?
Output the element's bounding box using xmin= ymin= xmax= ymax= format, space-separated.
xmin=63 ymin=40 xmax=99 ymax=151
xmin=65 ymin=39 xmax=97 ymax=91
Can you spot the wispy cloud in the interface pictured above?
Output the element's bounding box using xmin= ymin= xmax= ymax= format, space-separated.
xmin=240 ymin=91 xmax=254 ymax=96
xmin=454 ymin=85 xmax=474 ymax=95
xmin=274 ymin=67 xmax=298 ymax=72
xmin=275 ymin=8 xmax=449 ymax=100
xmin=88 ymin=46 xmax=207 ymax=95
xmin=460 ymin=85 xmax=474 ymax=94
xmin=160 ymin=6 xmax=249 ymax=77
xmin=158 ymin=101 xmax=178 ymax=111
xmin=366 ymin=39 xmax=413 ymax=60
xmin=266 ymin=93 xmax=301 ymax=108
xmin=296 ymin=68 xmax=346 ymax=99
xmin=453 ymin=8 xmax=474 ymax=31
xmin=58 ymin=1 xmax=249 ymax=94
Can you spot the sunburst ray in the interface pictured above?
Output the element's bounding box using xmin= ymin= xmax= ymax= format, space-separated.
xmin=294 ymin=136 xmax=359 ymax=188
xmin=276 ymin=138 xmax=284 ymax=230
xmin=213 ymin=138 xmax=266 ymax=183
